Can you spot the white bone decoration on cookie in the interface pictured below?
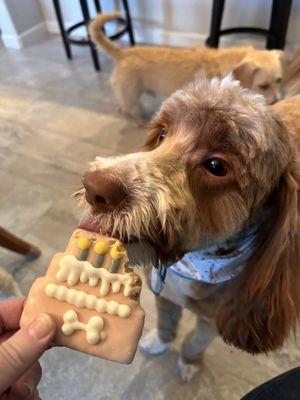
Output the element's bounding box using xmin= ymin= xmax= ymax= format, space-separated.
xmin=62 ymin=310 xmax=105 ymax=345
xmin=56 ymin=255 xmax=134 ymax=297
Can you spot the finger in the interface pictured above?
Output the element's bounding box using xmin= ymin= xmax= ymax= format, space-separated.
xmin=9 ymin=362 xmax=42 ymax=400
xmin=1 ymin=332 xmax=55 ymax=350
xmin=0 ymin=332 xmax=14 ymax=345
xmin=0 ymin=313 xmax=55 ymax=394
xmin=0 ymin=299 xmax=25 ymax=334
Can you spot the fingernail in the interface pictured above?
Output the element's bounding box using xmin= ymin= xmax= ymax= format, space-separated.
xmin=28 ymin=313 xmax=54 ymax=340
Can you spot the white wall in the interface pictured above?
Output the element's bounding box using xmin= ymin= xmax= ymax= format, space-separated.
xmin=39 ymin=0 xmax=116 ymax=33
xmin=0 ymin=0 xmax=17 ymax=36
xmin=39 ymin=0 xmax=300 ymax=48
xmin=6 ymin=0 xmax=44 ymax=34
xmin=0 ymin=0 xmax=48 ymax=48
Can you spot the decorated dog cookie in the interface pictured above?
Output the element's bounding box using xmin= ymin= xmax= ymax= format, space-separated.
xmin=20 ymin=229 xmax=145 ymax=364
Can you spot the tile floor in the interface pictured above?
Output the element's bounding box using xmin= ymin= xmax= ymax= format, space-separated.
xmin=0 ymin=36 xmax=299 ymax=400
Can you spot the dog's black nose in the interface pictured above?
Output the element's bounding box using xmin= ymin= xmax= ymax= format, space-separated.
xmin=83 ymin=171 xmax=127 ymax=209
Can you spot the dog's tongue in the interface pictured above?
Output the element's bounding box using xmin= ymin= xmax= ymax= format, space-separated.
xmin=78 ymin=219 xmax=115 ymax=237
xmin=77 ymin=220 xmax=122 ymax=241
xmin=78 ymin=219 xmax=97 ymax=232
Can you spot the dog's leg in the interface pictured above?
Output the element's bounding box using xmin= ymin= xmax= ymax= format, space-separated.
xmin=112 ymin=75 xmax=147 ymax=123
xmin=178 ymin=317 xmax=216 ymax=383
xmin=139 ymin=296 xmax=182 ymax=355
xmin=0 ymin=266 xmax=23 ymax=297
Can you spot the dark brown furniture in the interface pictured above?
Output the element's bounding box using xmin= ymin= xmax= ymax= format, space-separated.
xmin=242 ymin=366 xmax=300 ymax=399
xmin=0 ymin=227 xmax=41 ymax=258
xmin=53 ymin=0 xmax=135 ymax=71
xmin=206 ymin=0 xmax=293 ymax=49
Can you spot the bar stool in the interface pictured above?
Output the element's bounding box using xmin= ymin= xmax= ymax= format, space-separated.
xmin=206 ymin=0 xmax=293 ymax=49
xmin=52 ymin=0 xmax=135 ymax=71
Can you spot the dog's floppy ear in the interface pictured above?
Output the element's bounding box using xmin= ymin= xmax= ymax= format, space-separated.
xmin=233 ymin=60 xmax=258 ymax=89
xmin=216 ymin=122 xmax=300 ymax=354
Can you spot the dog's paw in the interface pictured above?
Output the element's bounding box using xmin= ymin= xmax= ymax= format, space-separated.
xmin=139 ymin=328 xmax=172 ymax=355
xmin=178 ymin=356 xmax=201 ymax=383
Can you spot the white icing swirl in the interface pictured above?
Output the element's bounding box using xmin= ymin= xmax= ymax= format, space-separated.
xmin=56 ymin=255 xmax=133 ymax=297
xmin=45 ymin=283 xmax=131 ymax=318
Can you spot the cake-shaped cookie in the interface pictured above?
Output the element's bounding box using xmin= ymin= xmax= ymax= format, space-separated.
xmin=20 ymin=229 xmax=145 ymax=364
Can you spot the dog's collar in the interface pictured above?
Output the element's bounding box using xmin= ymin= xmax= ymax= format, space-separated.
xmin=151 ymin=224 xmax=257 ymax=295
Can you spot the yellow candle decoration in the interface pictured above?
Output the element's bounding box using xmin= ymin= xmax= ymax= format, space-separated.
xmin=94 ymin=241 xmax=109 ymax=255
xmin=109 ymin=242 xmax=125 ymax=273
xmin=93 ymin=241 xmax=109 ymax=268
xmin=76 ymin=236 xmax=92 ymax=260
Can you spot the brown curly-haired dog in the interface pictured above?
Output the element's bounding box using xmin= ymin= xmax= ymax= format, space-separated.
xmin=77 ymin=77 xmax=300 ymax=382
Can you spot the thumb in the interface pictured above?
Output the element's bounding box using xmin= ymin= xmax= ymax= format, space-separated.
xmin=0 ymin=313 xmax=55 ymax=394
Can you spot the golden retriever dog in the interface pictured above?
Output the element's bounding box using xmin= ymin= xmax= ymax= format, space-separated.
xmin=77 ymin=76 xmax=300 ymax=382
xmin=89 ymin=12 xmax=284 ymax=120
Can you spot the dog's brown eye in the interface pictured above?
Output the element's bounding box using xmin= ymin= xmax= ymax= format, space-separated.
xmin=158 ymin=128 xmax=167 ymax=143
xmin=203 ymin=158 xmax=227 ymax=177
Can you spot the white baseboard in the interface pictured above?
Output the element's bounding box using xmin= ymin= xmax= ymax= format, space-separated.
xmin=46 ymin=17 xmax=207 ymax=46
xmin=45 ymin=17 xmax=267 ymax=48
xmin=130 ymin=20 xmax=268 ymax=48
xmin=46 ymin=20 xmax=87 ymax=37
xmin=133 ymin=22 xmax=208 ymax=47
xmin=46 ymin=17 xmax=210 ymax=46
xmin=46 ymin=20 xmax=73 ymax=33
xmin=1 ymin=21 xmax=48 ymax=49
xmin=45 ymin=18 xmax=297 ymax=52
xmin=20 ymin=21 xmax=48 ymax=47
xmin=120 ymin=22 xmax=298 ymax=53
xmin=1 ymin=34 xmax=23 ymax=49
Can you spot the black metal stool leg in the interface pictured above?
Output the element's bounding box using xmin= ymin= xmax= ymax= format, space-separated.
xmin=206 ymin=0 xmax=225 ymax=48
xmin=93 ymin=0 xmax=106 ymax=35
xmin=53 ymin=0 xmax=72 ymax=59
xmin=79 ymin=0 xmax=101 ymax=71
xmin=122 ymin=0 xmax=135 ymax=46
xmin=94 ymin=0 xmax=102 ymax=13
xmin=267 ymin=0 xmax=293 ymax=49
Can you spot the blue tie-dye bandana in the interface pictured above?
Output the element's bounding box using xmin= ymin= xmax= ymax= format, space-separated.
xmin=151 ymin=226 xmax=257 ymax=295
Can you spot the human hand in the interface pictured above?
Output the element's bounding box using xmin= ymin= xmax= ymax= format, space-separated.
xmin=0 ymin=298 xmax=55 ymax=399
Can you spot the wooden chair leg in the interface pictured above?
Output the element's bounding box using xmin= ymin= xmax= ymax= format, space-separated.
xmin=0 ymin=227 xmax=41 ymax=258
